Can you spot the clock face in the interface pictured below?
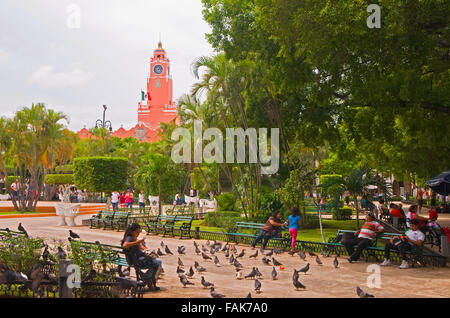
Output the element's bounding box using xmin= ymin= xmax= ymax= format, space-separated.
xmin=154 ymin=64 xmax=163 ymax=75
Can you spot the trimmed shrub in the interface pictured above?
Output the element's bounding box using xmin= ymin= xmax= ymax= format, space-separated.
xmin=216 ymin=192 xmax=236 ymax=211
xmin=204 ymin=211 xmax=244 ymax=231
xmin=73 ymin=157 xmax=128 ymax=193
xmin=45 ymin=174 xmax=74 ymax=185
xmin=332 ymin=207 xmax=353 ymax=221
xmin=299 ymin=213 xmax=320 ymax=229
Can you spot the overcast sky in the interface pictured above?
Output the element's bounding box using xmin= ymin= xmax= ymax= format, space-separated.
xmin=0 ymin=0 xmax=214 ymax=131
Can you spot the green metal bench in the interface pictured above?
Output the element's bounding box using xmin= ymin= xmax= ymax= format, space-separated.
xmin=89 ymin=210 xmax=104 ymax=228
xmin=229 ymin=222 xmax=290 ymax=248
xmin=99 ymin=211 xmax=117 ymax=230
xmin=110 ymin=211 xmax=131 ymax=231
xmin=145 ymin=215 xmax=193 ymax=239
xmin=69 ymin=239 xmax=129 ymax=268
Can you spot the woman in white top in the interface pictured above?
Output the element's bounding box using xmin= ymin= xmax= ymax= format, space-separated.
xmin=111 ymin=191 xmax=120 ymax=212
xmin=138 ymin=190 xmax=146 ymax=213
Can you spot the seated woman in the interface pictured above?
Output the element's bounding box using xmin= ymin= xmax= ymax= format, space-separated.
xmin=250 ymin=211 xmax=284 ymax=250
xmin=121 ymin=223 xmax=162 ymax=291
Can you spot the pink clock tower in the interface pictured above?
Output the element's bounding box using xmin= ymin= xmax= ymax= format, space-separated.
xmin=77 ymin=42 xmax=179 ymax=142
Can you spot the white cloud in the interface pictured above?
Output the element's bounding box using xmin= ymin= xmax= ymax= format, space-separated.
xmin=28 ymin=65 xmax=94 ymax=88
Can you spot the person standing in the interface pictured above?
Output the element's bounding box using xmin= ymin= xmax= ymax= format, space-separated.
xmin=10 ymin=179 xmax=19 ymax=199
xmin=416 ymin=187 xmax=424 ymax=213
xmin=125 ymin=190 xmax=133 ymax=209
xmin=406 ymin=204 xmax=428 ymax=230
xmin=138 ymin=190 xmax=146 ymax=214
xmin=0 ymin=176 xmax=5 ymax=195
xmin=286 ymin=207 xmax=301 ymax=252
xmin=344 ymin=189 xmax=350 ymax=206
xmin=251 ymin=211 xmax=284 ymax=250
xmin=111 ymin=191 xmax=119 ymax=212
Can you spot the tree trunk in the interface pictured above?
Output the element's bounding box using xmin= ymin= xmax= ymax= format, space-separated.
xmin=158 ymin=176 xmax=162 ymax=216
xmin=354 ymin=196 xmax=360 ymax=230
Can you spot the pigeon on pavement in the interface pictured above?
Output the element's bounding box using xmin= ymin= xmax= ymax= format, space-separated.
xmin=249 ymin=250 xmax=258 ymax=259
xmin=272 ymin=257 xmax=282 ymax=266
xmin=271 ymin=267 xmax=278 ymax=280
xmin=165 ymin=245 xmax=173 ymax=255
xmin=334 ymin=257 xmax=339 ymax=268
xmin=298 ymin=263 xmax=310 ymax=275
xmin=254 ymin=279 xmax=262 ymax=293
xmin=69 ymin=230 xmax=80 ymax=239
xmin=210 ymin=287 xmax=225 ymax=298
xmin=201 ymin=276 xmax=214 ymax=288
xmin=356 ymin=286 xmax=374 ymax=298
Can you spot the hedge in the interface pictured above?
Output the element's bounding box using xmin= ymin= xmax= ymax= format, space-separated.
xmin=216 ymin=192 xmax=236 ymax=211
xmin=332 ymin=207 xmax=353 ymax=221
xmin=73 ymin=157 xmax=128 ymax=193
xmin=44 ymin=174 xmax=74 ymax=185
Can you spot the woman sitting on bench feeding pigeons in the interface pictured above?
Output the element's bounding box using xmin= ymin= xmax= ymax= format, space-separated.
xmin=121 ymin=223 xmax=162 ymax=291
xmin=251 ymin=210 xmax=284 ymax=251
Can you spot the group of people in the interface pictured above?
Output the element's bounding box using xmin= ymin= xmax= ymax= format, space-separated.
xmin=343 ymin=204 xmax=440 ymax=269
xmin=111 ymin=190 xmax=146 ymax=212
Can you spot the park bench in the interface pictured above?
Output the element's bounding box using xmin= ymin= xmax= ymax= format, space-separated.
xmin=97 ymin=211 xmax=116 ymax=230
xmin=145 ymin=215 xmax=193 ymax=239
xmin=89 ymin=210 xmax=104 ymax=228
xmin=229 ymin=222 xmax=290 ymax=249
xmin=328 ymin=229 xmax=425 ymax=266
xmin=109 ymin=211 xmax=131 ymax=231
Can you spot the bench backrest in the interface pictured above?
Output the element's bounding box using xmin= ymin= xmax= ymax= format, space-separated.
xmin=102 ymin=211 xmax=115 ymax=218
xmin=114 ymin=212 xmax=130 ymax=219
xmin=235 ymin=222 xmax=265 ymax=230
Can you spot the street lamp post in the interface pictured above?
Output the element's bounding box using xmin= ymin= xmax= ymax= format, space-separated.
xmin=95 ymin=105 xmax=113 ymax=133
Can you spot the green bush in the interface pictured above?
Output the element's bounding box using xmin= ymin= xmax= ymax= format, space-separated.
xmin=299 ymin=213 xmax=320 ymax=229
xmin=332 ymin=207 xmax=353 ymax=221
xmin=45 ymin=174 xmax=74 ymax=185
xmin=216 ymin=192 xmax=236 ymax=211
xmin=204 ymin=211 xmax=244 ymax=231
xmin=74 ymin=157 xmax=128 ymax=192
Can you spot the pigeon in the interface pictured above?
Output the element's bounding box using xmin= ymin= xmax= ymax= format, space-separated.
xmin=221 ymin=243 xmax=229 ymax=252
xmin=246 ymin=292 xmax=252 ymax=298
xmin=293 ymin=277 xmax=306 ymax=290
xmin=194 ymin=261 xmax=206 ymax=272
xmin=206 ymin=240 xmax=210 ymax=247
xmin=229 ymin=254 xmax=235 ymax=264
xmin=245 ymin=268 xmax=256 ymax=279
xmin=288 ymin=250 xmax=295 ymax=256
xmin=232 ymin=246 xmax=237 ymax=254
xmin=186 ymin=266 xmax=195 ymax=278
xmin=26 ymin=264 xmax=45 ymax=293
xmin=160 ymin=241 xmax=165 ymax=247
xmin=272 ymin=257 xmax=282 ymax=266
xmin=271 ymin=267 xmax=278 ymax=280
xmin=193 ymin=241 xmax=198 ymax=248
xmin=334 ymin=257 xmax=339 ymax=268
xmin=195 ymin=245 xmax=201 ymax=255
xmin=210 ymin=287 xmax=225 ymax=298
xmin=356 ymin=286 xmax=374 ymax=298
xmin=157 ymin=248 xmax=165 ymax=257
xmin=82 ymin=269 xmax=97 ymax=283
xmin=176 ymin=266 xmax=185 ymax=274
xmin=262 ymin=257 xmax=271 ymax=265
xmin=254 ymin=279 xmax=262 ymax=293
xmin=293 ymin=269 xmax=299 ymax=282
xmin=116 ymin=277 xmax=143 ymax=290
xmin=254 ymin=267 xmax=263 ymax=278
xmin=56 ymin=246 xmax=67 ymax=260
xmin=118 ymin=266 xmax=130 ymax=277
xmin=0 ymin=265 xmax=27 ymax=284
xmin=179 ymin=275 xmax=195 ymax=287
xmin=214 ymin=256 xmax=221 ymax=267
xmin=201 ymin=276 xmax=214 ymax=288
xmin=249 ymin=250 xmax=258 ymax=259
xmin=178 ymin=246 xmax=186 ymax=255
xmin=265 ymin=249 xmax=274 ymax=257
xmin=236 ymin=269 xmax=243 ymax=280
xmin=202 ymin=245 xmax=209 ymax=253
xmin=165 ymin=245 xmax=173 ymax=255
xmin=233 ymin=259 xmax=243 ymax=269
xmin=202 ymin=252 xmax=212 ymax=261
xmin=210 ymin=247 xmax=216 ymax=255
xmin=18 ymin=223 xmax=28 ymax=237
xmin=236 ymin=249 xmax=245 ymax=258
xmin=42 ymin=245 xmax=50 ymax=261
xmin=178 ymin=258 xmax=184 ymax=267
xmin=298 ymin=250 xmax=306 ymax=261
xmin=224 ymin=249 xmax=230 ymax=258
xmin=298 ymin=263 xmax=310 ymax=275
xmin=69 ymin=230 xmax=80 ymax=239
xmin=315 ymin=256 xmax=323 ymax=265
xmin=273 ymin=247 xmax=282 ymax=255
xmin=308 ymin=250 xmax=317 ymax=257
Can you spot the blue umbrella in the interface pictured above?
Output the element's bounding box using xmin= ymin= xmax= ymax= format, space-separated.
xmin=426 ymin=170 xmax=450 ymax=196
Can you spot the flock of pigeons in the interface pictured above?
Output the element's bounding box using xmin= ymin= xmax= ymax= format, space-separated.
xmin=155 ymin=239 xmax=374 ymax=298
xmin=0 ymin=223 xmax=375 ymax=298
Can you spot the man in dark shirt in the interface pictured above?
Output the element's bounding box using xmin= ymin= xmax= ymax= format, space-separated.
xmin=251 ymin=211 xmax=284 ymax=250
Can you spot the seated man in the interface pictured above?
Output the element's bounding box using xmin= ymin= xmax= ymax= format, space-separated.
xmin=121 ymin=223 xmax=162 ymax=290
xmin=381 ymin=219 xmax=425 ymax=269
xmin=343 ymin=213 xmax=384 ymax=263
xmin=251 ymin=211 xmax=284 ymax=250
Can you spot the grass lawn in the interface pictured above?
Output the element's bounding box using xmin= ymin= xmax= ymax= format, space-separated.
xmin=191 ymin=218 xmax=365 ymax=243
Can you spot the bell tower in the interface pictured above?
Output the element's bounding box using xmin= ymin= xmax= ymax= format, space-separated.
xmin=137 ymin=41 xmax=177 ymax=129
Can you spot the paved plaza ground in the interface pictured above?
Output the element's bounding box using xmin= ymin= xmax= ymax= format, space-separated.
xmin=0 ymin=213 xmax=449 ymax=298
